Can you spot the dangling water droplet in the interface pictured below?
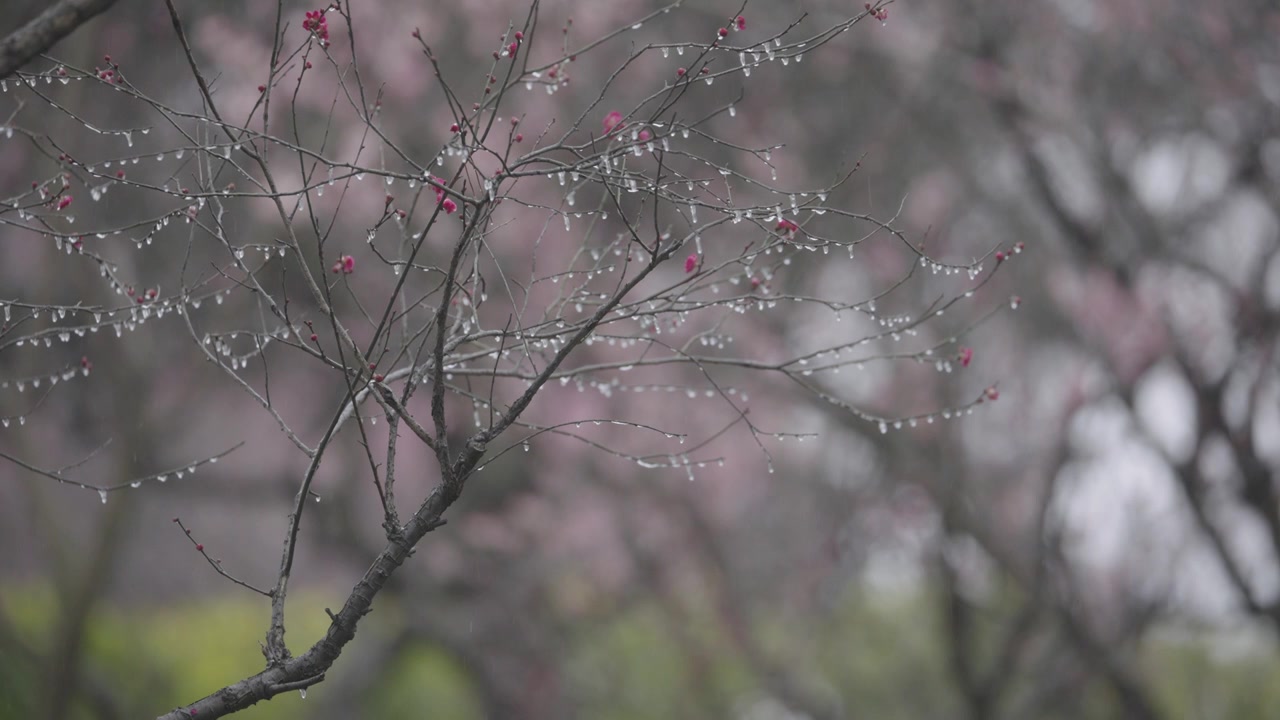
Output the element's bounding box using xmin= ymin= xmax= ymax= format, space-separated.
xmin=98 ymin=489 xmax=108 ymax=504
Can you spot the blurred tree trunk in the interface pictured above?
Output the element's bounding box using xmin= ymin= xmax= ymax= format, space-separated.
xmin=0 ymin=0 xmax=119 ymax=78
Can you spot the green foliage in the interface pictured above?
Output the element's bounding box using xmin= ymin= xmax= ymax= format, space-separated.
xmin=1144 ymin=627 xmax=1280 ymax=720
xmin=367 ymin=644 xmax=484 ymax=719
xmin=0 ymin=585 xmax=477 ymax=720
xmin=567 ymin=595 xmax=778 ymax=719
xmin=818 ymin=588 xmax=960 ymax=718
xmin=4 ymin=582 xmax=1280 ymax=719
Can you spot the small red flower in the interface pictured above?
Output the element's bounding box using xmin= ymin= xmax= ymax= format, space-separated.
xmin=514 ymin=133 xmax=524 ymax=143
xmin=514 ymin=31 xmax=524 ymax=41
xmin=676 ymin=67 xmax=687 ymax=77
xmin=985 ymin=386 xmax=999 ymax=401
xmin=736 ymin=16 xmax=746 ymax=30
xmin=718 ymin=27 xmax=729 ymax=38
xmin=442 ymin=198 xmax=458 ymax=214
xmin=81 ymin=356 xmax=92 ymax=370
xmin=685 ymin=253 xmax=698 ymax=273
xmin=958 ymin=347 xmax=973 ymax=367
xmin=638 ymin=129 xmax=652 ymax=142
xmin=195 ymin=544 xmax=204 ymax=552
xmin=332 ymin=254 xmax=355 ymax=274
xmin=57 ymin=195 xmax=73 ymax=211
xmin=602 ymin=110 xmax=624 ymax=135
xmin=450 ymin=123 xmax=460 ymax=133
xmin=775 ymin=218 xmax=799 ymax=235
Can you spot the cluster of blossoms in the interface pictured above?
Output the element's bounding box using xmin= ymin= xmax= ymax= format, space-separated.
xmin=994 ymin=242 xmax=1026 ymax=263
xmin=124 ymin=286 xmax=160 ymax=303
xmin=303 ymin=9 xmax=330 ymax=45
xmin=717 ymin=15 xmax=747 ymax=39
xmin=431 ymin=177 xmax=457 ymax=214
xmin=491 ymin=29 xmax=525 ymax=60
xmin=94 ymin=55 xmax=123 ymax=83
